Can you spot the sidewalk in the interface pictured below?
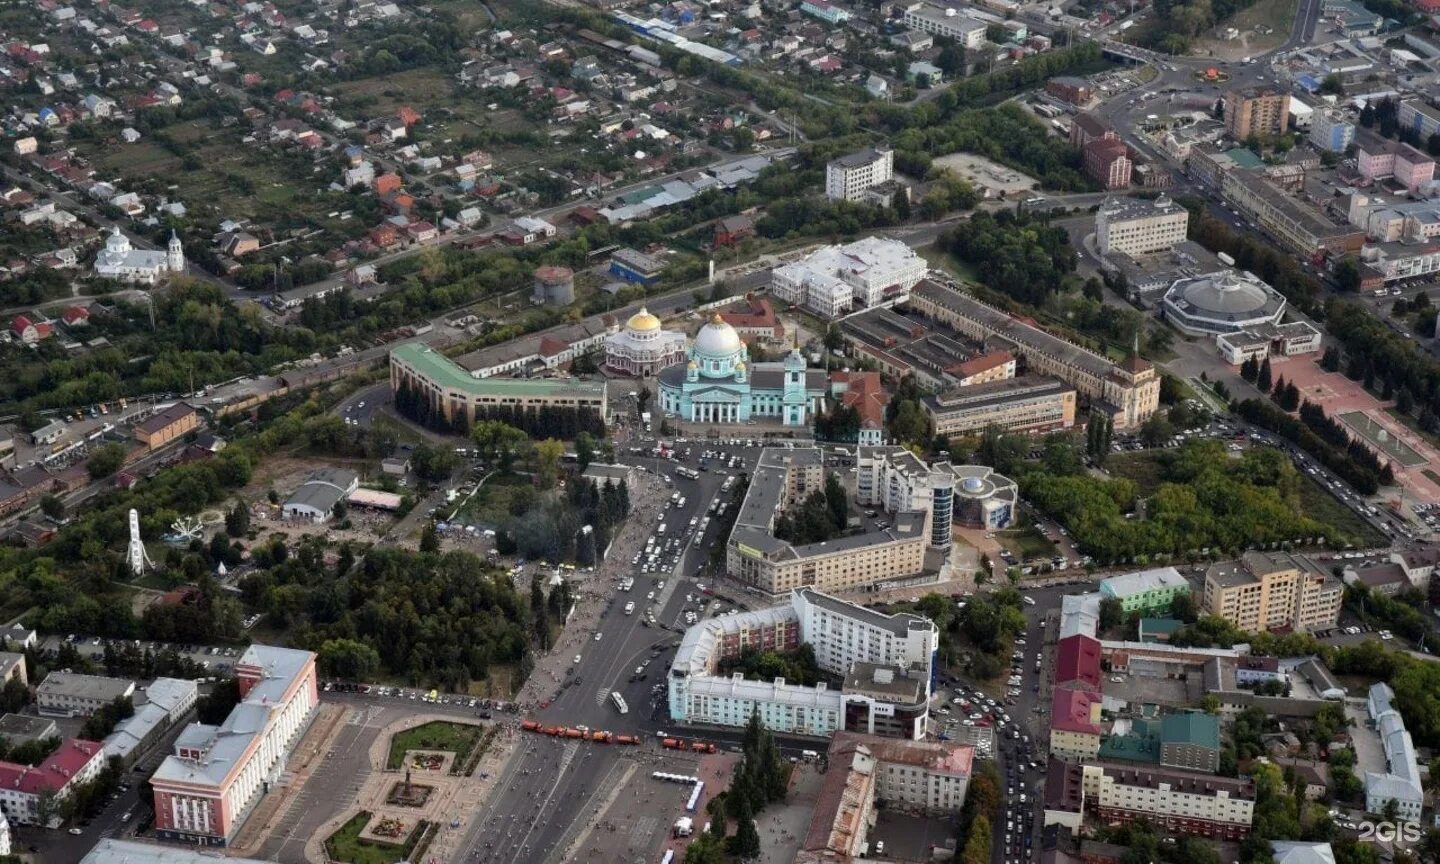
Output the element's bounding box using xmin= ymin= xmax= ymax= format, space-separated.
xmin=229 ymin=703 xmax=346 ymax=855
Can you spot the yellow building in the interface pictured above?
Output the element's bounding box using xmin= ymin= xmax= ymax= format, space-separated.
xmin=1202 ymin=551 xmax=1343 ymax=633
xmin=1223 ymin=88 xmax=1291 ymax=140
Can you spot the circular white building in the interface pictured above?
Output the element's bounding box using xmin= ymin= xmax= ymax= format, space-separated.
xmin=951 ymin=465 xmax=1018 ymax=530
xmin=604 ymin=307 xmax=687 ymax=377
xmin=1160 ymin=269 xmax=1286 ymax=336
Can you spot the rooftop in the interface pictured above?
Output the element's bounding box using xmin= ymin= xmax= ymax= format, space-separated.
xmin=37 ymin=671 xmax=134 ymax=703
xmin=1100 ymin=567 xmax=1189 ymax=599
xmin=134 ymin=402 xmax=198 ymax=436
xmin=393 ymin=343 xmax=607 ymax=398
xmin=831 ymin=730 xmax=974 ymax=777
xmin=81 ymin=840 xmax=276 ymax=864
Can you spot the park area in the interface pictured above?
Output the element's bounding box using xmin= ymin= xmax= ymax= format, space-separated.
xmin=385 ymin=721 xmax=489 ymax=775
xmin=1192 ymin=0 xmax=1297 ymax=61
xmin=324 ymin=811 xmax=434 ymax=864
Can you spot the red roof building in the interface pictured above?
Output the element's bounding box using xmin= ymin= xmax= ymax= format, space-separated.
xmin=1083 ymin=138 xmax=1132 ymax=190
xmin=372 ymin=173 xmax=402 ymax=196
xmin=1050 ymin=687 xmax=1102 ymax=736
xmin=61 ymin=305 xmax=90 ymax=326
xmin=718 ymin=294 xmax=783 ymax=342
xmin=1055 ymin=634 xmax=1102 ymax=690
xmin=955 ymin=350 xmax=1015 ymax=386
xmin=0 ymin=738 xmax=106 ymax=823
xmin=830 ymin=371 xmax=888 ymax=445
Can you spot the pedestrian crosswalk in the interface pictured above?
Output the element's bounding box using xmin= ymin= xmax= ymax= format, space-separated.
xmin=596 ymin=687 xmax=610 ymax=706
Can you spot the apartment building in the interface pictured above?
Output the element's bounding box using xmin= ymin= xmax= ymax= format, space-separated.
xmin=727 ymin=448 xmax=929 ymax=595
xmin=1223 ymin=88 xmax=1291 ymax=140
xmin=1202 ymin=551 xmax=1343 ymax=633
xmin=906 ymin=280 xmax=1160 ymax=429
xmin=669 ymin=588 xmax=936 ymax=740
xmin=1310 ymin=110 xmax=1356 ymax=153
xmin=1354 ymin=129 xmax=1435 ymax=194
xmin=923 ymin=377 xmax=1077 ymax=437
xmin=855 ymin=446 xmax=956 ymax=550
xmin=826 ymin=147 xmax=894 ymax=203
xmin=1364 ymin=683 xmax=1422 ymax=820
xmin=389 ymin=343 xmax=608 ymax=428
xmin=151 ymin=646 xmax=318 ymax=846
xmin=0 ymin=739 xmax=105 ymax=826
xmin=1220 ymin=169 xmax=1365 ymax=258
xmin=1051 ymin=688 xmax=1103 ymax=761
xmin=1066 ymin=760 xmax=1255 ymax=840
xmin=1159 ymin=712 xmax=1222 ymax=774
xmin=1399 ymin=99 xmax=1440 ymax=141
xmin=1095 ymin=195 xmax=1190 ymax=257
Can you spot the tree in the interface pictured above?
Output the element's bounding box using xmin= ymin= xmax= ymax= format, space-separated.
xmin=87 ymin=443 xmax=127 ymax=480
xmin=1140 ymin=412 xmax=1174 ymax=448
xmin=1099 ymin=597 xmax=1124 ymax=631
xmin=534 ymin=439 xmax=565 ymax=489
xmin=1240 ymin=355 xmax=1259 ymax=382
xmin=575 ymin=431 xmax=596 ymax=470
xmin=225 ymin=501 xmax=250 ymax=537
xmin=684 ymin=833 xmax=727 ymax=864
xmin=318 ymin=639 xmax=381 ymax=680
xmin=729 ymin=799 xmax=761 ymax=860
xmin=1321 ymin=346 xmax=1341 ymax=372
xmin=420 ymin=521 xmax=440 ymax=553
xmin=1258 ymin=357 xmax=1273 ymax=393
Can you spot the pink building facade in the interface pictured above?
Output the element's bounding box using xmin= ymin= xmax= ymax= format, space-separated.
xmin=151 ymin=645 xmax=318 ymax=846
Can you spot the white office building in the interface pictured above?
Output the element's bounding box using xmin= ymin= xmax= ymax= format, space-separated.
xmin=856 ymin=446 xmax=957 ymax=550
xmin=826 ymin=147 xmax=895 ymax=203
xmin=668 ymin=588 xmax=937 ymax=740
xmin=771 ymin=238 xmax=926 ymax=318
xmin=902 ymin=5 xmax=989 ymax=48
xmin=1096 ymin=195 xmax=1190 ymax=257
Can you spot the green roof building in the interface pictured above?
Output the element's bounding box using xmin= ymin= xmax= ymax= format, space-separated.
xmin=390 ymin=342 xmax=608 ymax=427
xmin=1138 ymin=617 xmax=1184 ymax=643
xmin=1159 ymin=711 xmax=1220 ymax=774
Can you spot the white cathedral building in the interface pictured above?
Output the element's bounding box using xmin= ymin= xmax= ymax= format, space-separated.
xmin=93 ymin=228 xmax=184 ymax=285
xmin=604 ymin=307 xmax=687 ymax=377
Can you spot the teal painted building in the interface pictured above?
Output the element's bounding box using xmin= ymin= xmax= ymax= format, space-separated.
xmin=657 ymin=314 xmax=827 ymax=426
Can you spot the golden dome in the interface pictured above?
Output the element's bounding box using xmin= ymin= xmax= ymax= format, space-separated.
xmin=710 ymin=312 xmax=725 ymax=325
xmin=687 ymin=359 xmax=698 ymax=368
xmin=735 ymin=360 xmax=746 ymax=370
xmin=627 ymin=307 xmax=661 ymax=332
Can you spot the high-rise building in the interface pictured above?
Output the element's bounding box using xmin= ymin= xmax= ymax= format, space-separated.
xmin=1201 ymin=551 xmax=1343 ymax=633
xmin=1223 ymin=88 xmax=1291 ymax=140
xmin=825 ymin=147 xmax=895 ymax=202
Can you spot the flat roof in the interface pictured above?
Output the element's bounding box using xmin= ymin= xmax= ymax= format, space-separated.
xmin=82 ymin=840 xmax=274 ymax=864
xmin=1100 ymin=567 xmax=1188 ymax=599
xmin=37 ymin=671 xmax=134 ymax=702
xmin=926 ymin=376 xmax=1074 ymax=414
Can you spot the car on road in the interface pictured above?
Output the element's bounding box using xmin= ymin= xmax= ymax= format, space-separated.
xmin=573 ymin=655 xmax=582 ymax=664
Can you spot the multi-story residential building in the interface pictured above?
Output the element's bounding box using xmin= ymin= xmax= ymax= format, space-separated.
xmin=770 ymin=238 xmax=926 ymax=318
xmin=826 ymin=147 xmax=894 ymax=203
xmin=668 ymin=588 xmax=936 ymax=739
xmin=1083 ymin=138 xmax=1131 ymax=190
xmin=1159 ymin=712 xmax=1221 ymax=774
xmin=36 ymin=672 xmax=135 ymax=717
xmin=1364 ymin=683 xmax=1422 ymax=820
xmin=1223 ymin=88 xmax=1291 ymax=140
xmin=905 ymin=280 xmax=1160 ymax=430
xmin=830 ymin=732 xmax=974 ymax=814
xmin=1095 ymin=195 xmax=1190 ymax=257
xmin=1310 ymin=110 xmax=1356 ymax=152
xmin=0 ymin=739 xmax=106 ymax=825
xmin=1099 ymin=567 xmax=1191 ymax=616
xmin=800 ymin=0 xmax=850 ymax=23
xmin=902 ymin=5 xmax=988 ymax=48
xmin=389 ymin=343 xmax=608 ymax=428
xmin=923 ymin=377 xmax=1077 ymax=437
xmin=1399 ymin=99 xmax=1440 ymax=141
xmin=151 ymin=646 xmax=318 ymax=846
xmin=1202 ymin=551 xmax=1344 ymax=633
xmin=855 ymin=446 xmax=956 ymax=549
xmin=1045 ymin=759 xmax=1256 ymax=840
xmin=727 ymin=448 xmax=929 ymax=595
xmin=1050 ymin=688 xmax=1103 ymax=761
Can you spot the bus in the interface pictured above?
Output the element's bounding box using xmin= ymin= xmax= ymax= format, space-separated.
xmin=611 ymin=692 xmax=629 ymax=715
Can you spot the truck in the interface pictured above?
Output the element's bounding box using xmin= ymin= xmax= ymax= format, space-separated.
xmin=624 ymin=601 xmax=635 ymax=615
xmin=674 ymin=817 xmax=694 ymax=838
xmin=521 ymin=720 xmax=540 ymax=732
xmin=662 ymin=738 xmax=682 ymax=750
xmin=614 ymin=735 xmax=641 ymax=745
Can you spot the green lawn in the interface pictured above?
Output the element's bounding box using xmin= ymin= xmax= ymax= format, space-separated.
xmin=452 ymin=472 xmax=533 ymax=526
xmin=385 ymin=721 xmax=482 ymax=771
xmin=1294 ymin=474 xmax=1387 ymax=549
xmin=996 ymin=525 xmax=1057 ymax=562
xmin=324 ymin=811 xmax=430 ymax=864
xmin=1107 ymin=451 xmax=1167 ymax=495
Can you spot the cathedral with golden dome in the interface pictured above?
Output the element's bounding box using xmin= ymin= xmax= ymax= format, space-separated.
xmin=658 ymin=314 xmax=827 ymax=426
xmin=604 ymin=307 xmax=687 ymax=377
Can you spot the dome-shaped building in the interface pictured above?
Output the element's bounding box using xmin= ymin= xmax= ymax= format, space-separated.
xmin=604 ymin=306 xmax=687 ymax=377
xmin=951 ymin=465 xmax=1018 ymax=530
xmin=93 ymin=227 xmax=182 ymax=285
xmin=1160 ymin=269 xmax=1286 ymax=337
xmin=658 ymin=314 xmax=828 ymax=426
